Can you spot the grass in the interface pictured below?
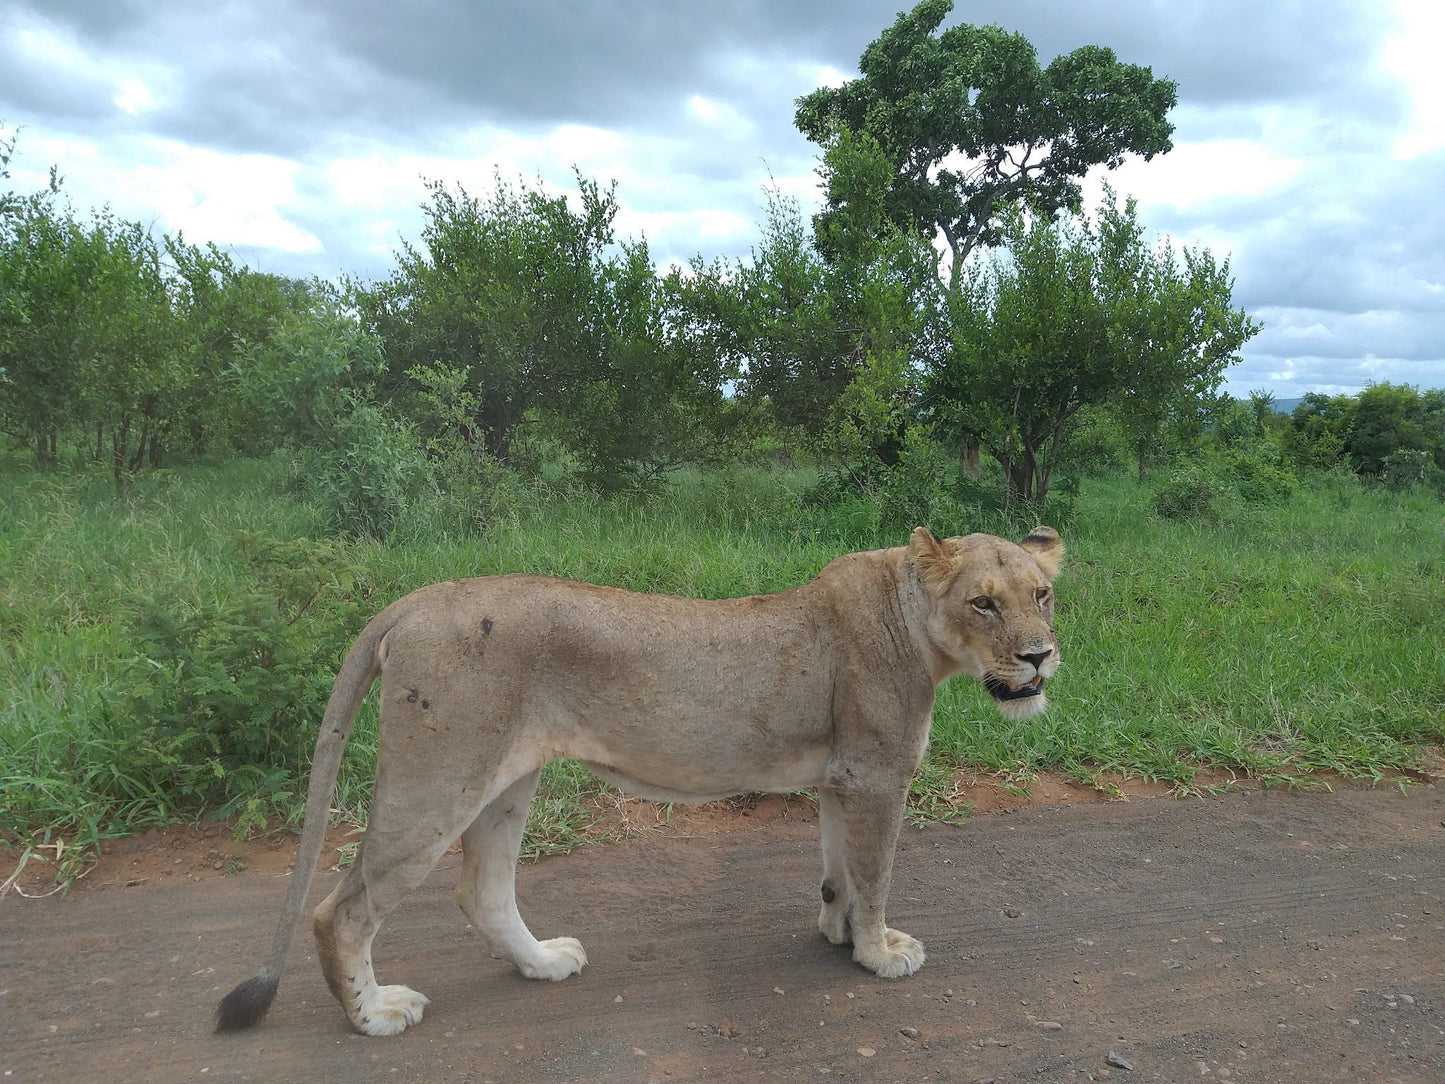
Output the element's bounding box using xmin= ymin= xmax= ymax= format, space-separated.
xmin=2 ymin=454 xmax=1442 ymax=889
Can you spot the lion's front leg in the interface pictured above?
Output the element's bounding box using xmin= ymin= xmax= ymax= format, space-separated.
xmin=816 ymin=786 xmax=854 ymax=945
xmin=824 ymin=781 xmax=925 ymax=979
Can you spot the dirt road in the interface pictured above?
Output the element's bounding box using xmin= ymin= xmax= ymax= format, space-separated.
xmin=3 ymin=782 xmax=1443 ymax=1083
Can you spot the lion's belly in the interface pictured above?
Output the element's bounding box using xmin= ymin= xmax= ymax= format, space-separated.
xmin=578 ymin=739 xmax=832 ymax=804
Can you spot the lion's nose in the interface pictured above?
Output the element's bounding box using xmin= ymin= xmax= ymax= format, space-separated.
xmin=1018 ymin=648 xmax=1053 ymax=670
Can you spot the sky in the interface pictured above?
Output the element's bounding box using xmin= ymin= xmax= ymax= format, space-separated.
xmin=1 ymin=0 xmax=1442 ymax=400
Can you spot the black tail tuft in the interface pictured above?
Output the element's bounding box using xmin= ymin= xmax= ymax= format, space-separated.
xmin=215 ymin=973 xmax=280 ymax=1032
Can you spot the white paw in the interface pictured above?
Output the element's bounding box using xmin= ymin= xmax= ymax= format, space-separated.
xmin=354 ymin=984 xmax=430 ymax=1036
xmin=517 ymin=936 xmax=588 ymax=981
xmin=854 ymin=928 xmax=925 ymax=979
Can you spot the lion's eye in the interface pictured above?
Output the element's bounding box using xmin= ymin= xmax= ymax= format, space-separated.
xmin=971 ymin=596 xmax=995 ymax=613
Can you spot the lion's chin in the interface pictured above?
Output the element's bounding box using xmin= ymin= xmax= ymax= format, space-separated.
xmin=984 ymin=675 xmax=1049 ymax=719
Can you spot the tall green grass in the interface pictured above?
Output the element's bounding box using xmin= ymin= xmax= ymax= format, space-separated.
xmin=2 ymin=455 xmax=1442 ymax=886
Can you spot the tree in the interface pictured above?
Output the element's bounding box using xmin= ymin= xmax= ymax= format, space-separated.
xmin=676 ymin=130 xmax=938 ymax=471
xmin=359 ymin=174 xmax=616 ymax=461
xmin=360 ymin=171 xmax=716 ymax=485
xmin=928 ymin=194 xmax=1258 ymax=503
xmin=1347 ymin=382 xmax=1437 ymax=475
xmin=795 ymin=0 xmax=1177 ymax=291
xmin=1281 ymin=392 xmax=1357 ymax=470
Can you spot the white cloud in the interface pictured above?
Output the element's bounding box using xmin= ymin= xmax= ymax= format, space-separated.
xmin=1100 ymin=136 xmax=1303 ymax=218
xmin=1383 ymin=0 xmax=1445 ymax=158
xmin=113 ymin=77 xmax=154 ymax=116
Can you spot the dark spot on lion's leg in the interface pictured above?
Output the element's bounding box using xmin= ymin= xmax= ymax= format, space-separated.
xmin=420 ymin=699 xmax=429 ymax=710
xmin=406 ymin=689 xmax=418 ymax=703
xmin=821 ymin=881 xmax=837 ymax=904
xmin=481 ymin=617 xmax=493 ymax=635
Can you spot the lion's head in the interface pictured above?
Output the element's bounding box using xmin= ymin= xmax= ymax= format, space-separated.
xmin=909 ymin=525 xmax=1063 ymax=719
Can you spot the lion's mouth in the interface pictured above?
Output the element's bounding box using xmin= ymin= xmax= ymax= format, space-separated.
xmin=984 ymin=674 xmax=1045 ymax=702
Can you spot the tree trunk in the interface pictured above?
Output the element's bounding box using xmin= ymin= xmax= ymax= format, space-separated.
xmin=1002 ymin=457 xmax=1035 ymax=502
xmin=112 ymin=417 xmax=131 ymax=487
xmin=480 ymin=391 xmax=514 ymax=462
xmin=960 ymin=443 xmax=980 ymax=474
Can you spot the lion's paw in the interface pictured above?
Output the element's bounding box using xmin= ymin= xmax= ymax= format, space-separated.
xmin=518 ymin=936 xmax=588 ymax=981
xmin=354 ymin=984 xmax=430 ymax=1036
xmin=854 ymin=928 xmax=925 ymax=979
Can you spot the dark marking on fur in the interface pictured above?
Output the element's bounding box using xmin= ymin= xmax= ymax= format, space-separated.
xmin=420 ymin=699 xmax=430 ymax=710
xmin=481 ymin=617 xmax=493 ymax=635
xmin=821 ymin=882 xmax=837 ymax=904
xmin=406 ymin=689 xmax=418 ymax=703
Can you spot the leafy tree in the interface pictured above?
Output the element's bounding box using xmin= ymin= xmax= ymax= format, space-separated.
xmin=1347 ymin=382 xmax=1439 ymax=475
xmin=795 ymin=0 xmax=1177 ymax=290
xmin=359 ymin=172 xmax=710 ymax=485
xmin=1281 ymin=391 xmax=1358 ymax=470
xmin=678 ymin=131 xmax=937 ymax=471
xmin=929 ymin=194 xmax=1258 ymax=502
xmin=167 ymin=243 xmax=309 ymax=455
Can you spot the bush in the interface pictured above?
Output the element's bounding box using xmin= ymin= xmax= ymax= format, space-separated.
xmin=123 ymin=534 xmax=367 ymax=828
xmin=1380 ymin=447 xmax=1445 ymax=495
xmin=297 ymin=395 xmax=438 ymax=541
xmin=1152 ymin=459 xmax=1229 ymax=519
xmin=1152 ymin=448 xmax=1296 ymax=519
xmin=1223 ymin=446 xmax=1296 ymax=503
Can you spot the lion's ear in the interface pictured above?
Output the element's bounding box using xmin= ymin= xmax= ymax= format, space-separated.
xmin=1020 ymin=526 xmax=1064 ymax=580
xmin=910 ymin=526 xmax=956 ymax=595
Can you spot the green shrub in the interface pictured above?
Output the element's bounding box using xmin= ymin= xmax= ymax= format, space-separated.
xmin=123 ymin=534 xmax=367 ymax=824
xmin=297 ymin=395 xmax=437 ymax=540
xmin=1223 ymin=446 xmax=1297 ymax=503
xmin=1153 ymin=446 xmax=1296 ymax=519
xmin=1152 ymin=459 xmax=1227 ymax=519
xmin=1380 ymin=447 xmax=1445 ymax=495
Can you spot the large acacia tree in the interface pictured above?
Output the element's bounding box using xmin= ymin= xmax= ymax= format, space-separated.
xmin=795 ymin=0 xmax=1177 ymax=291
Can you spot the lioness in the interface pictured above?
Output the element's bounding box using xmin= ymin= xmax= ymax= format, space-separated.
xmin=217 ymin=526 xmax=1062 ymax=1036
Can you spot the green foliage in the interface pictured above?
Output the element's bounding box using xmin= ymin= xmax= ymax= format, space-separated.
xmin=358 ymin=172 xmax=715 ymax=485
xmin=795 ymin=0 xmax=1177 ymax=287
xmin=1348 ymin=382 xmax=1443 ymax=475
xmin=295 ymin=396 xmax=437 ymax=541
xmin=1381 ymin=448 xmax=1445 ymax=495
xmin=1151 ymin=459 xmax=1227 ymax=519
xmin=1282 ymin=392 xmax=1356 ymax=470
xmin=0 ymin=130 xmax=316 ymax=474
xmin=232 ymin=298 xmax=385 ymax=450
xmin=1152 ymin=448 xmax=1295 ymax=520
xmin=930 ymin=192 xmax=1259 ymax=503
xmin=1062 ymin=406 xmax=1132 ymax=477
xmin=122 ymin=534 xmax=366 ymax=819
xmin=1280 ymin=384 xmax=1444 ymax=488
xmin=678 ymin=134 xmax=937 ymax=472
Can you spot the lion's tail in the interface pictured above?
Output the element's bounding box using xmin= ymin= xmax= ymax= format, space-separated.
xmin=215 ymin=614 xmax=393 ymax=1032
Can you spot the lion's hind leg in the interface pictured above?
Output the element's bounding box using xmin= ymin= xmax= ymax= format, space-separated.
xmin=455 ymin=767 xmax=588 ymax=981
xmin=312 ymin=820 xmax=460 ymax=1036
